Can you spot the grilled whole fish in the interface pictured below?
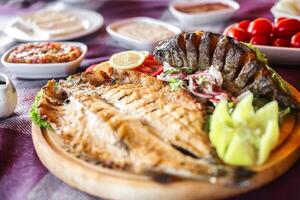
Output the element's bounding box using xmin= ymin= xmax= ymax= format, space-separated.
xmin=153 ymin=31 xmax=299 ymax=110
xmin=37 ymin=71 xmax=252 ymax=184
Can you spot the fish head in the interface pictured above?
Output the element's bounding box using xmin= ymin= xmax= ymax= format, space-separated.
xmin=153 ymin=39 xmax=175 ymax=66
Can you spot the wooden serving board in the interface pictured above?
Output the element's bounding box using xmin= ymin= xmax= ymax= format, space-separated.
xmin=32 ymin=85 xmax=300 ymax=200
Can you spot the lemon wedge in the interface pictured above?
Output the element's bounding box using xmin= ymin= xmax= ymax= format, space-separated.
xmin=109 ymin=51 xmax=146 ymax=69
xmin=93 ymin=61 xmax=112 ymax=74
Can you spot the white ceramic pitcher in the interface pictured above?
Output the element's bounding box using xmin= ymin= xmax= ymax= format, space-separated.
xmin=0 ymin=73 xmax=17 ymax=118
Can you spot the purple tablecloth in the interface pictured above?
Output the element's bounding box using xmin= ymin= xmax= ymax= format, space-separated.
xmin=0 ymin=1 xmax=300 ymax=199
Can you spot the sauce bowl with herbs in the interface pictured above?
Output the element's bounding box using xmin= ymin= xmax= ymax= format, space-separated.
xmin=1 ymin=42 xmax=87 ymax=79
xmin=169 ymin=0 xmax=239 ymax=25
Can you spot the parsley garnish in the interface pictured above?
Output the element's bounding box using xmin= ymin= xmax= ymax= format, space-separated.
xmin=169 ymin=78 xmax=184 ymax=91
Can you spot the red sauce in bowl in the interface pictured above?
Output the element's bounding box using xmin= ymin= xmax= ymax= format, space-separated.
xmin=175 ymin=3 xmax=232 ymax=14
xmin=6 ymin=43 xmax=82 ymax=64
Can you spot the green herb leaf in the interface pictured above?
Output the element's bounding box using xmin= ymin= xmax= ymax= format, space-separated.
xmin=164 ymin=68 xmax=180 ymax=75
xmin=242 ymin=42 xmax=290 ymax=94
xmin=196 ymin=76 xmax=209 ymax=86
xmin=169 ymin=78 xmax=184 ymax=91
xmin=242 ymin=42 xmax=268 ymax=65
xmin=266 ymin=65 xmax=290 ymax=94
xmin=181 ymin=67 xmax=194 ymax=74
xmin=29 ymin=90 xmax=52 ymax=129
xmin=279 ymin=107 xmax=291 ymax=120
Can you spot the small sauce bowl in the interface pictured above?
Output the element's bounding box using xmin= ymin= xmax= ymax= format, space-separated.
xmin=1 ymin=42 xmax=87 ymax=79
xmin=169 ymin=0 xmax=240 ymax=25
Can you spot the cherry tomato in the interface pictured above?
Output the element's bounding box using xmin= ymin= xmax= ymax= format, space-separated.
xmin=237 ymin=20 xmax=250 ymax=30
xmin=272 ymin=38 xmax=290 ymax=47
xmin=275 ymin=17 xmax=287 ymax=23
xmin=86 ymin=64 xmax=97 ymax=72
xmin=227 ymin=27 xmax=250 ymax=42
xmin=247 ymin=18 xmax=273 ymax=37
xmin=269 ymin=33 xmax=277 ymax=44
xmin=274 ymin=18 xmax=300 ymax=38
xmin=223 ymin=24 xmax=237 ymax=35
xmin=291 ymin=32 xmax=300 ymax=48
xmin=250 ymin=36 xmax=269 ymax=45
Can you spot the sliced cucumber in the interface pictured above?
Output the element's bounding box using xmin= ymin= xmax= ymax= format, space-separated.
xmin=224 ymin=129 xmax=255 ymax=166
xmin=257 ymin=121 xmax=279 ymax=165
xmin=232 ymin=93 xmax=254 ymax=124
xmin=209 ymin=101 xmax=235 ymax=157
xmin=209 ymin=92 xmax=280 ymax=166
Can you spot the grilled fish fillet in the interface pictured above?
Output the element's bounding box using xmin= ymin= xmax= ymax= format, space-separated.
xmin=37 ymin=76 xmax=251 ymax=184
xmin=153 ymin=31 xmax=299 ymax=110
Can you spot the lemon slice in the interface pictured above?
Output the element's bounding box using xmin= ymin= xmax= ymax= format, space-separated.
xmin=93 ymin=61 xmax=112 ymax=74
xmin=109 ymin=51 xmax=146 ymax=69
xmin=141 ymin=51 xmax=150 ymax=57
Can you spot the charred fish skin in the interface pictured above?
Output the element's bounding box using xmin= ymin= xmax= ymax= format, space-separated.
xmin=185 ymin=32 xmax=201 ymax=70
xmin=37 ymin=77 xmax=253 ymax=185
xmin=173 ymin=33 xmax=189 ymax=68
xmin=211 ymin=35 xmax=230 ymax=71
xmin=197 ymin=32 xmax=211 ymax=70
xmin=153 ymin=31 xmax=300 ymax=110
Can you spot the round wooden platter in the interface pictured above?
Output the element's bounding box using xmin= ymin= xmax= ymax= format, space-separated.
xmin=32 ymin=85 xmax=300 ymax=200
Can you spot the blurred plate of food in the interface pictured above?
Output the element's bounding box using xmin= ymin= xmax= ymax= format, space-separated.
xmin=5 ymin=8 xmax=104 ymax=42
xmin=271 ymin=0 xmax=300 ymax=20
xmin=169 ymin=0 xmax=239 ymax=25
xmin=106 ymin=17 xmax=181 ymax=51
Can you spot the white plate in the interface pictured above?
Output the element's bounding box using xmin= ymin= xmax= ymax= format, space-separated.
xmin=106 ymin=17 xmax=182 ymax=51
xmin=223 ymin=23 xmax=300 ymax=65
xmin=1 ymin=42 xmax=87 ymax=79
xmin=256 ymin=45 xmax=300 ymax=65
xmin=4 ymin=8 xmax=104 ymax=42
xmin=169 ymin=0 xmax=240 ymax=25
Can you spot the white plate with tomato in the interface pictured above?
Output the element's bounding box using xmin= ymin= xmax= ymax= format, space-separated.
xmin=224 ymin=17 xmax=300 ymax=65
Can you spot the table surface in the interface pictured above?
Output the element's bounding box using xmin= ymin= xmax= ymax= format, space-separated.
xmin=0 ymin=0 xmax=300 ymax=200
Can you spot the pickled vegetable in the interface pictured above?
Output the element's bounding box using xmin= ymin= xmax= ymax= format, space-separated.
xmin=209 ymin=92 xmax=279 ymax=166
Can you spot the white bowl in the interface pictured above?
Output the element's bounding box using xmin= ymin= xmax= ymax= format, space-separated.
xmin=106 ymin=17 xmax=182 ymax=51
xmin=1 ymin=42 xmax=87 ymax=79
xmin=271 ymin=1 xmax=300 ymax=20
xmin=169 ymin=0 xmax=240 ymax=25
xmin=256 ymin=45 xmax=300 ymax=66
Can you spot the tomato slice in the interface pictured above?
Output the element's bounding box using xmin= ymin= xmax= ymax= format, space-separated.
xmin=151 ymin=65 xmax=163 ymax=76
xmin=135 ymin=64 xmax=163 ymax=76
xmin=134 ymin=54 xmax=164 ymax=76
